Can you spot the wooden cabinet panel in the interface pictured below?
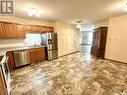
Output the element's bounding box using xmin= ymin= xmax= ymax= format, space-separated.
xmin=16 ymin=24 xmax=26 ymax=38
xmin=0 ymin=22 xmax=6 ymax=39
xmin=0 ymin=22 xmax=25 ymax=39
xmin=6 ymin=51 xmax=15 ymax=69
xmin=26 ymin=25 xmax=54 ymax=33
xmin=3 ymin=22 xmax=17 ymax=39
xmin=41 ymin=26 xmax=47 ymax=32
xmin=37 ymin=48 xmax=45 ymax=61
xmin=29 ymin=47 xmax=45 ymax=63
xmin=0 ymin=68 xmax=7 ymax=95
xmin=47 ymin=27 xmax=54 ymax=32
xmin=29 ymin=49 xmax=38 ymax=63
xmin=26 ymin=25 xmax=32 ymax=33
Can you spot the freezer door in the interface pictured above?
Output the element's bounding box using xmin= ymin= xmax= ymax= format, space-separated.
xmin=52 ymin=33 xmax=58 ymax=50
xmin=47 ymin=50 xmax=52 ymax=60
xmin=52 ymin=50 xmax=58 ymax=59
xmin=47 ymin=50 xmax=58 ymax=60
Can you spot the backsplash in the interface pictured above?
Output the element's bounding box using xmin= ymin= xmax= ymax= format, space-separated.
xmin=0 ymin=34 xmax=42 ymax=49
xmin=0 ymin=39 xmax=26 ymax=48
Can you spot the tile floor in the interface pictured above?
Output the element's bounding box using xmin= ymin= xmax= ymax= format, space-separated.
xmin=10 ymin=45 xmax=127 ymax=95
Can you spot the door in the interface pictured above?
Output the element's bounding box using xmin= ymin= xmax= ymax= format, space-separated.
xmin=52 ymin=50 xmax=58 ymax=59
xmin=47 ymin=50 xmax=52 ymax=60
xmin=3 ymin=22 xmax=17 ymax=39
xmin=16 ymin=24 xmax=26 ymax=38
xmin=47 ymin=33 xmax=52 ymax=51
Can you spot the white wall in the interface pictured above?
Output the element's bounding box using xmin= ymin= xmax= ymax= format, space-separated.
xmin=95 ymin=19 xmax=109 ymax=28
xmin=55 ymin=21 xmax=79 ymax=57
xmin=105 ymin=15 xmax=127 ymax=63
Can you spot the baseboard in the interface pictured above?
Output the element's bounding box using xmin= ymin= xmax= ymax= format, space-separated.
xmin=59 ymin=51 xmax=79 ymax=58
xmin=80 ymin=44 xmax=92 ymax=45
xmin=105 ymin=58 xmax=127 ymax=64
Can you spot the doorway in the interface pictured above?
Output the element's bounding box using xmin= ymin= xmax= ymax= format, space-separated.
xmin=79 ymin=31 xmax=93 ymax=53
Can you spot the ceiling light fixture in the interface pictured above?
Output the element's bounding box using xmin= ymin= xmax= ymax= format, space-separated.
xmin=124 ymin=3 xmax=127 ymax=11
xmin=76 ymin=24 xmax=81 ymax=28
xmin=28 ymin=7 xmax=40 ymax=17
xmin=76 ymin=20 xmax=83 ymax=29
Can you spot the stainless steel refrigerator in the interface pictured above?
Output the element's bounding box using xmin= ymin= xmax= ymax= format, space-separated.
xmin=41 ymin=33 xmax=58 ymax=60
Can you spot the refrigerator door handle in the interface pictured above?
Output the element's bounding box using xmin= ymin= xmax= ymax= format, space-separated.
xmin=48 ymin=39 xmax=52 ymax=44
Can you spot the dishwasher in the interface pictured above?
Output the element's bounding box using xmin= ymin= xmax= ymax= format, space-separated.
xmin=14 ymin=50 xmax=30 ymax=67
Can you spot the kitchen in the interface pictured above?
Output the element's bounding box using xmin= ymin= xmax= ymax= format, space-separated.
xmin=0 ymin=16 xmax=79 ymax=95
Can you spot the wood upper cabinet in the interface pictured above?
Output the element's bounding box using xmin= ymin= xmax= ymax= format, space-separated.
xmin=3 ymin=22 xmax=17 ymax=39
xmin=0 ymin=22 xmax=6 ymax=39
xmin=0 ymin=22 xmax=26 ymax=39
xmin=16 ymin=24 xmax=26 ymax=38
xmin=29 ymin=47 xmax=45 ymax=63
xmin=26 ymin=25 xmax=32 ymax=32
xmin=26 ymin=25 xmax=54 ymax=33
xmin=47 ymin=27 xmax=54 ymax=32
xmin=41 ymin=26 xmax=47 ymax=32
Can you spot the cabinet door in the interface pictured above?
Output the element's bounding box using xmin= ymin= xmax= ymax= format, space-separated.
xmin=29 ymin=48 xmax=45 ymax=63
xmin=16 ymin=24 xmax=26 ymax=38
xmin=0 ymin=22 xmax=6 ymax=39
xmin=3 ymin=22 xmax=17 ymax=39
xmin=37 ymin=48 xmax=45 ymax=61
xmin=26 ymin=25 xmax=32 ymax=33
xmin=41 ymin=26 xmax=47 ymax=32
xmin=6 ymin=51 xmax=15 ymax=69
xmin=29 ymin=49 xmax=38 ymax=63
xmin=47 ymin=27 xmax=54 ymax=32
xmin=0 ymin=68 xmax=7 ymax=95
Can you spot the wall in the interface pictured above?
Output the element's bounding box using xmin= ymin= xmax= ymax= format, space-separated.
xmin=105 ymin=15 xmax=127 ymax=63
xmin=0 ymin=16 xmax=54 ymax=26
xmin=55 ymin=21 xmax=79 ymax=57
xmin=0 ymin=16 xmax=54 ymax=48
xmin=80 ymin=31 xmax=93 ymax=45
xmin=95 ymin=19 xmax=109 ymax=28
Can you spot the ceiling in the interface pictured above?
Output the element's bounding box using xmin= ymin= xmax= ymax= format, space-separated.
xmin=15 ymin=0 xmax=127 ymax=24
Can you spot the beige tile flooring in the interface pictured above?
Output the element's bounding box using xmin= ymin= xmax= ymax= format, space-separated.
xmin=10 ymin=45 xmax=127 ymax=95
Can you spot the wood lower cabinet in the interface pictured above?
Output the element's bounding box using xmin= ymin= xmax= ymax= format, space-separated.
xmin=29 ymin=47 xmax=45 ymax=63
xmin=6 ymin=51 xmax=15 ymax=69
xmin=0 ymin=67 xmax=7 ymax=95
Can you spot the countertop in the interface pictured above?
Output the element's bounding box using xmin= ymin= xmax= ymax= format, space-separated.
xmin=0 ymin=46 xmax=46 ymax=57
